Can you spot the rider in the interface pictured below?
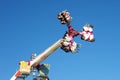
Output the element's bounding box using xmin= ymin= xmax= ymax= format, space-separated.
xmin=61 ymin=25 xmax=80 ymax=53
xmin=80 ymin=24 xmax=95 ymax=42
xmin=58 ymin=10 xmax=80 ymax=53
xmin=58 ymin=10 xmax=95 ymax=53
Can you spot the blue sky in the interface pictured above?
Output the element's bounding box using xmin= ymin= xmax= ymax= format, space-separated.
xmin=0 ymin=0 xmax=120 ymax=80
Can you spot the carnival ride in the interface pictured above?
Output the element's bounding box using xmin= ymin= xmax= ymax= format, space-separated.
xmin=10 ymin=10 xmax=95 ymax=80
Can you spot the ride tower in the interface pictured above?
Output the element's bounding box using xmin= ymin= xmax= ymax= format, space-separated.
xmin=10 ymin=10 xmax=95 ymax=80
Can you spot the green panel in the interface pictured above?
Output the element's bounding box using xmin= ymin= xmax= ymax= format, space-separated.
xmin=39 ymin=64 xmax=50 ymax=76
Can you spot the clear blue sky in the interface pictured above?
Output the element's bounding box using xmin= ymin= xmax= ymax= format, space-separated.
xmin=0 ymin=0 xmax=120 ymax=80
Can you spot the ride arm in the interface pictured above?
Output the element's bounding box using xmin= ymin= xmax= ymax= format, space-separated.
xmin=10 ymin=39 xmax=63 ymax=80
xmin=30 ymin=39 xmax=62 ymax=66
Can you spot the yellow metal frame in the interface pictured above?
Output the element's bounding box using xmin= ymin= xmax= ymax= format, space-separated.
xmin=19 ymin=61 xmax=31 ymax=75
